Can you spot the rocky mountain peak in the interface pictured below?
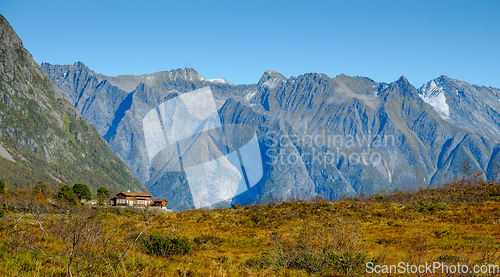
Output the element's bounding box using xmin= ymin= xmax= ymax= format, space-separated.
xmin=173 ymin=67 xmax=201 ymax=80
xmin=436 ymin=75 xmax=450 ymax=81
xmin=418 ymin=79 xmax=450 ymax=119
xmin=0 ymin=15 xmax=63 ymax=101
xmin=418 ymin=74 xmax=500 ymax=142
xmin=381 ymin=76 xmax=419 ymax=101
xmin=395 ymin=75 xmax=410 ymax=86
xmin=0 ymin=15 xmax=23 ymax=49
xmin=0 ymin=14 xmax=146 ymax=192
xmin=258 ymin=70 xmax=287 ymax=87
xmin=72 ymin=61 xmax=91 ymax=71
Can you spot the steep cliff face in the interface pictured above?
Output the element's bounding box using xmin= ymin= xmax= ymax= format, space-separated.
xmin=42 ymin=57 xmax=500 ymax=210
xmin=0 ymin=14 xmax=146 ymax=194
xmin=41 ymin=61 xmax=131 ymax=136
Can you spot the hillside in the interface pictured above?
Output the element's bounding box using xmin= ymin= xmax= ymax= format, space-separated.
xmin=0 ymin=14 xmax=146 ymax=194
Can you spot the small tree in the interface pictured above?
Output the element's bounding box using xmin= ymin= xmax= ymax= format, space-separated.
xmin=57 ymin=185 xmax=78 ymax=205
xmin=72 ymin=183 xmax=91 ymax=201
xmin=0 ymin=180 xmax=5 ymax=194
xmin=96 ymin=187 xmax=109 ymax=200
xmin=34 ymin=181 xmax=51 ymax=195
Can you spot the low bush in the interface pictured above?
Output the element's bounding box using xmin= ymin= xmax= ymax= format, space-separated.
xmin=142 ymin=234 xmax=192 ymax=258
xmin=408 ymin=200 xmax=445 ymax=212
xmin=260 ymin=217 xmax=367 ymax=276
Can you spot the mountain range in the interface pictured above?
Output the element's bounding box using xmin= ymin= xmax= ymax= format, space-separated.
xmin=0 ymin=14 xmax=146 ymax=194
xmin=2 ymin=14 xmax=499 ymax=210
xmin=41 ymin=59 xmax=500 ymax=210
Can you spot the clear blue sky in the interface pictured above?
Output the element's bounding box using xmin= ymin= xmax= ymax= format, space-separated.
xmin=2 ymin=0 xmax=499 ymax=88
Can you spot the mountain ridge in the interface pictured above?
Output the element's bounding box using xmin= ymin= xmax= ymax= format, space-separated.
xmin=41 ymin=62 xmax=500 ymax=210
xmin=0 ymin=14 xmax=147 ymax=194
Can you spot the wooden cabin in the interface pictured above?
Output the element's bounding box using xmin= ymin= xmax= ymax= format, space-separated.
xmin=111 ymin=191 xmax=152 ymax=207
xmin=151 ymin=199 xmax=168 ymax=209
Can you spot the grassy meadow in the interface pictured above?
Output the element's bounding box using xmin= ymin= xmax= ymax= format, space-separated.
xmin=0 ymin=179 xmax=499 ymax=276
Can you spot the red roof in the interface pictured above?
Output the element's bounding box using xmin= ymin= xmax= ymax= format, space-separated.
xmin=116 ymin=192 xmax=152 ymax=197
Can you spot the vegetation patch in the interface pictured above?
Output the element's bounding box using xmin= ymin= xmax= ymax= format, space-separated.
xmin=142 ymin=234 xmax=192 ymax=258
xmin=0 ymin=178 xmax=498 ymax=276
xmin=408 ymin=200 xmax=446 ymax=213
xmin=193 ymin=234 xmax=224 ymax=247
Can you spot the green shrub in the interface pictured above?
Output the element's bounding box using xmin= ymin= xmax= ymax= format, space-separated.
xmin=142 ymin=234 xmax=192 ymax=258
xmin=34 ymin=181 xmax=51 ymax=195
xmin=374 ymin=194 xmax=384 ymax=200
xmin=56 ymin=185 xmax=78 ymax=205
xmin=96 ymin=186 xmax=109 ymax=199
xmin=261 ymin=218 xmax=367 ymax=276
xmin=72 ymin=183 xmax=91 ymax=201
xmin=323 ymin=250 xmax=367 ymax=276
xmin=408 ymin=200 xmax=445 ymax=212
xmin=0 ymin=180 xmax=5 ymax=194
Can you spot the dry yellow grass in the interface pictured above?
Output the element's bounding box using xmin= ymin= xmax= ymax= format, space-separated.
xmin=0 ymin=182 xmax=499 ymax=276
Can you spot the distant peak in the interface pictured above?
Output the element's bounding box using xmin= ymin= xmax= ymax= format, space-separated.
xmin=396 ymin=76 xmax=409 ymax=84
xmin=263 ymin=70 xmax=286 ymax=79
xmin=72 ymin=61 xmax=90 ymax=70
xmin=435 ymin=75 xmax=455 ymax=84
xmin=418 ymin=79 xmax=451 ymax=119
xmin=0 ymin=14 xmax=24 ymax=49
xmin=382 ymin=75 xmax=419 ymax=100
xmin=264 ymin=69 xmax=281 ymax=75
xmin=391 ymin=76 xmax=414 ymax=91
xmin=183 ymin=67 xmax=199 ymax=75
xmin=258 ymin=70 xmax=287 ymax=87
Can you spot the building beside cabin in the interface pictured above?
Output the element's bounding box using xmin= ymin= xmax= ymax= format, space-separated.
xmin=111 ymin=191 xmax=152 ymax=207
xmin=151 ymin=199 xmax=168 ymax=209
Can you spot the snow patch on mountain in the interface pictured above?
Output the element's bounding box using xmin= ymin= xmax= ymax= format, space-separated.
xmin=244 ymin=89 xmax=258 ymax=101
xmin=419 ymin=80 xmax=451 ymax=119
xmin=207 ymin=78 xmax=229 ymax=84
xmin=263 ymin=78 xmax=282 ymax=89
